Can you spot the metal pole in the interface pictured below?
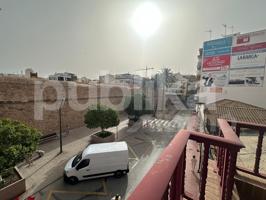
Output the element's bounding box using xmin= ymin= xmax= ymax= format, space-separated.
xmin=59 ymin=97 xmax=65 ymax=154
xmin=59 ymin=107 xmax=63 ymax=154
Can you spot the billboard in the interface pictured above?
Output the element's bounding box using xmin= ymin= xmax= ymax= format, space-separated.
xmin=203 ymin=55 xmax=230 ymax=71
xmin=204 ymin=37 xmax=233 ymax=50
xmin=231 ymin=51 xmax=266 ymax=69
xmin=228 ymin=67 xmax=265 ymax=87
xmin=201 ymin=29 xmax=266 ymax=87
xmin=201 ymin=71 xmax=229 ymax=87
xmin=233 ymin=30 xmax=266 ymax=46
xmin=202 ymin=37 xmax=232 ymax=71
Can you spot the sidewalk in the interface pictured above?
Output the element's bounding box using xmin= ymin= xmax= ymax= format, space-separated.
xmin=19 ymin=118 xmax=129 ymax=199
xmin=184 ymin=114 xmax=201 ymax=199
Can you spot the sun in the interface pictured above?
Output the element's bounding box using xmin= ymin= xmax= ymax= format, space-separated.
xmin=131 ymin=2 xmax=162 ymax=39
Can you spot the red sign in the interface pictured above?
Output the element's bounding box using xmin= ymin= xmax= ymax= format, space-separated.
xmin=237 ymin=35 xmax=250 ymax=44
xmin=203 ymin=55 xmax=230 ymax=71
xmin=232 ymin=42 xmax=266 ymax=53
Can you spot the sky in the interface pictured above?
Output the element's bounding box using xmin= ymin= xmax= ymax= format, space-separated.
xmin=0 ymin=0 xmax=265 ymax=79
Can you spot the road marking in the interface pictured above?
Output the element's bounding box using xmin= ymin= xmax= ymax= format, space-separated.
xmin=128 ymin=145 xmax=140 ymax=170
xmin=46 ymin=179 xmax=108 ymax=200
xmin=46 ymin=190 xmax=53 ymax=200
xmin=128 ymin=145 xmax=139 ymax=161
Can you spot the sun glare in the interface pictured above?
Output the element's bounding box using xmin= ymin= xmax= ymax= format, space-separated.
xmin=131 ymin=2 xmax=162 ymax=39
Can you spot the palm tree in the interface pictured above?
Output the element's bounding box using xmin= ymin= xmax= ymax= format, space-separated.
xmin=162 ymin=68 xmax=176 ymax=87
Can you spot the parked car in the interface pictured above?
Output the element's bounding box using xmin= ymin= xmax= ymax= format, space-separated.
xmin=64 ymin=141 xmax=129 ymax=184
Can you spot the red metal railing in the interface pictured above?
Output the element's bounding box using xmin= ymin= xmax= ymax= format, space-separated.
xmin=128 ymin=130 xmax=189 ymax=200
xmin=128 ymin=119 xmax=245 ymax=200
xmin=228 ymin=120 xmax=266 ymax=179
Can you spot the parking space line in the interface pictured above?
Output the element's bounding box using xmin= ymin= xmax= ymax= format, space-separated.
xmin=46 ymin=190 xmax=53 ymax=200
xmin=130 ymin=160 xmax=139 ymax=170
xmin=51 ymin=190 xmax=107 ymax=195
xmin=128 ymin=145 xmax=139 ymax=161
xmin=46 ymin=179 xmax=108 ymax=200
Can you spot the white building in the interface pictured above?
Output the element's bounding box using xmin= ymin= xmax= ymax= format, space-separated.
xmin=197 ymin=29 xmax=266 ymax=109
xmin=49 ymin=72 xmax=77 ymax=81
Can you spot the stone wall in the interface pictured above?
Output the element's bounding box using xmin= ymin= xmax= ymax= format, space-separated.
xmin=0 ymin=77 xmax=132 ymax=135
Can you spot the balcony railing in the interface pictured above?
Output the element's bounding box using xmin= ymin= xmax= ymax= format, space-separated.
xmin=128 ymin=118 xmax=245 ymax=200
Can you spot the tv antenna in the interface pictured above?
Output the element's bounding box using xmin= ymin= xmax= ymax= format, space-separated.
xmin=228 ymin=25 xmax=234 ymax=35
xmin=222 ymin=24 xmax=227 ymax=37
xmin=205 ymin=30 xmax=212 ymax=40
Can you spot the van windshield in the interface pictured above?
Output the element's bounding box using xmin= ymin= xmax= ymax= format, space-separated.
xmin=72 ymin=151 xmax=83 ymax=167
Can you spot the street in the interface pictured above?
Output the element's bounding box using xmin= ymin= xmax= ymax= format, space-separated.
xmin=19 ymin=111 xmax=190 ymax=200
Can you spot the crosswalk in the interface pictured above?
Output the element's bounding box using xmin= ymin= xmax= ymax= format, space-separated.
xmin=143 ymin=118 xmax=181 ymax=133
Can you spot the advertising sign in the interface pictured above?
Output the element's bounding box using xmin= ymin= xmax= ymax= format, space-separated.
xmin=228 ymin=67 xmax=265 ymax=87
xmin=204 ymin=47 xmax=231 ymax=57
xmin=231 ymin=51 xmax=266 ymax=69
xmin=203 ymin=55 xmax=230 ymax=71
xmin=233 ymin=30 xmax=266 ymax=46
xmin=204 ymin=37 xmax=233 ymax=50
xmin=203 ymin=37 xmax=232 ymax=72
xmin=232 ymin=42 xmax=266 ymax=53
xmin=201 ymin=71 xmax=228 ymax=87
xmin=202 ymin=29 xmax=266 ymax=87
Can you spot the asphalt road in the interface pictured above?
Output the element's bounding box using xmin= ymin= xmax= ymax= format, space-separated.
xmin=24 ymin=112 xmax=190 ymax=200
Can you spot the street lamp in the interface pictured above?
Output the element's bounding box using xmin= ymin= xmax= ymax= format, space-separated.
xmin=59 ymin=97 xmax=65 ymax=154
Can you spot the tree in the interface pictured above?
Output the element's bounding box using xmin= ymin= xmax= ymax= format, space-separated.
xmin=84 ymin=104 xmax=120 ymax=132
xmin=0 ymin=119 xmax=41 ymax=173
xmin=160 ymin=68 xmax=176 ymax=87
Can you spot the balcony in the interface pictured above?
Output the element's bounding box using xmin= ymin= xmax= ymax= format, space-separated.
xmin=128 ymin=115 xmax=265 ymax=200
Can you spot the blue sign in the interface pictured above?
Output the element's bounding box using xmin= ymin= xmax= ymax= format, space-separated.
xmin=204 ymin=47 xmax=231 ymax=57
xmin=203 ymin=37 xmax=233 ymax=51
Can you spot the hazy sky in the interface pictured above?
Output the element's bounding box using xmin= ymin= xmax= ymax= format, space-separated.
xmin=0 ymin=0 xmax=265 ymax=79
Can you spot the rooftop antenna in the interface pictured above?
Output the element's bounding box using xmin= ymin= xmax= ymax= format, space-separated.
xmin=205 ymin=30 xmax=212 ymax=40
xmin=222 ymin=24 xmax=227 ymax=37
xmin=228 ymin=25 xmax=234 ymax=35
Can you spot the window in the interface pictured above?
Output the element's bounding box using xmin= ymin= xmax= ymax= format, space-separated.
xmin=76 ymin=159 xmax=90 ymax=170
xmin=72 ymin=151 xmax=83 ymax=167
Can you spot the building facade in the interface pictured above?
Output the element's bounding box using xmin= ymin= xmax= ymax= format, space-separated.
xmin=197 ymin=29 xmax=266 ymax=109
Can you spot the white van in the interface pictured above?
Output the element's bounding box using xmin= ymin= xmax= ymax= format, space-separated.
xmin=64 ymin=141 xmax=129 ymax=184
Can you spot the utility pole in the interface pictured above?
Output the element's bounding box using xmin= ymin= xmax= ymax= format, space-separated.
xmin=222 ymin=24 xmax=227 ymax=37
xmin=59 ymin=97 xmax=65 ymax=154
xmin=205 ymin=30 xmax=212 ymax=40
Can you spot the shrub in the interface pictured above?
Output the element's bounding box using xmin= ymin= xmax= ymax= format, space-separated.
xmin=0 ymin=119 xmax=41 ymax=173
xmin=84 ymin=104 xmax=120 ymax=133
xmin=95 ymin=131 xmax=112 ymax=138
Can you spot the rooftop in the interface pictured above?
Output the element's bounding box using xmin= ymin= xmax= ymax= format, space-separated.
xmin=205 ymin=99 xmax=266 ymax=126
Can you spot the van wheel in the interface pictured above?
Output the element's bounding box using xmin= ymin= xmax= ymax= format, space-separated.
xmin=114 ymin=170 xmax=123 ymax=178
xmin=68 ymin=176 xmax=78 ymax=185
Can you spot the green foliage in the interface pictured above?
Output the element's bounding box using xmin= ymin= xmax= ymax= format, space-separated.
xmin=0 ymin=119 xmax=41 ymax=173
xmin=162 ymin=68 xmax=176 ymax=87
xmin=84 ymin=104 xmax=120 ymax=131
xmin=95 ymin=131 xmax=112 ymax=138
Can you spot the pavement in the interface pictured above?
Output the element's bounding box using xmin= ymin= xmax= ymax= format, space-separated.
xmin=18 ymin=111 xmax=191 ymax=200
